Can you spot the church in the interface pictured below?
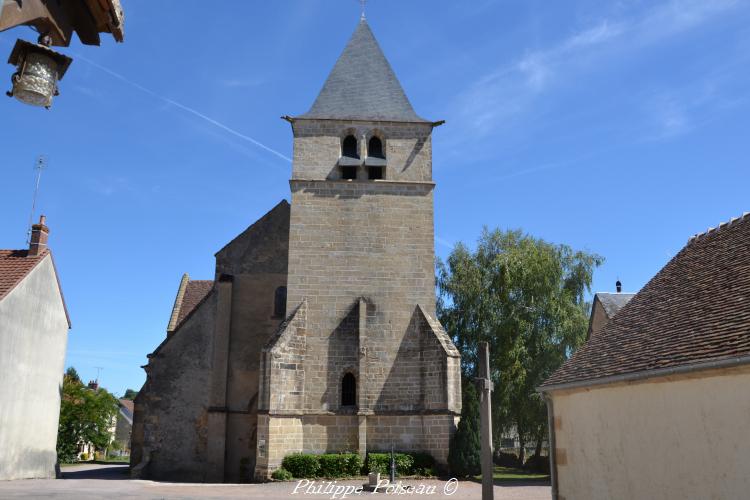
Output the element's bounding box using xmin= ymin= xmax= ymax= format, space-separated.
xmin=130 ymin=17 xmax=462 ymax=482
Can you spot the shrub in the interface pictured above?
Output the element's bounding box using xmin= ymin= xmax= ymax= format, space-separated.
xmin=271 ymin=468 xmax=293 ymax=481
xmin=448 ymin=380 xmax=481 ymax=477
xmin=494 ymin=450 xmax=521 ymax=468
xmin=524 ymin=455 xmax=550 ymax=474
xmin=365 ymin=453 xmax=414 ymax=476
xmin=318 ymin=453 xmax=362 ymax=478
xmin=410 ymin=452 xmax=436 ymax=476
xmin=282 ymin=453 xmax=320 ymax=478
xmin=80 ymin=452 xmax=89 ymax=461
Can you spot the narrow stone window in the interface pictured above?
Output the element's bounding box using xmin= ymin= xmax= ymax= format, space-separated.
xmin=366 ymin=136 xmax=385 ymax=180
xmin=340 ymin=135 xmax=359 ymax=180
xmin=368 ymin=136 xmax=384 ymax=159
xmin=342 ymin=135 xmax=358 ymax=158
xmin=341 ymin=372 xmax=356 ymax=407
xmin=273 ymin=286 xmax=287 ymax=318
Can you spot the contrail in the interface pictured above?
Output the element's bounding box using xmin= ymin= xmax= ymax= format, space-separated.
xmin=74 ymin=54 xmax=292 ymax=164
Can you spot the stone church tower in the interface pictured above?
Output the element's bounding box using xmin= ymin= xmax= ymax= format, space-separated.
xmin=131 ymin=18 xmax=461 ymax=483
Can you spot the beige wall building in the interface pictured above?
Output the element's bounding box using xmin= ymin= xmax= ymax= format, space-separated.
xmin=540 ymin=212 xmax=750 ymax=500
xmin=131 ymin=18 xmax=461 ymax=483
xmin=0 ymin=217 xmax=70 ymax=480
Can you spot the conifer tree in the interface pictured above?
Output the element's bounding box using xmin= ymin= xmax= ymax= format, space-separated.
xmin=448 ymin=379 xmax=481 ymax=477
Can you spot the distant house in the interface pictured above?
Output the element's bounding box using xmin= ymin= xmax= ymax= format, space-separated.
xmin=114 ymin=399 xmax=134 ymax=455
xmin=0 ymin=216 xmax=70 ymax=480
xmin=587 ymin=291 xmax=634 ymax=339
xmin=539 ymin=212 xmax=750 ymax=500
xmin=75 ymin=383 xmax=132 ymax=461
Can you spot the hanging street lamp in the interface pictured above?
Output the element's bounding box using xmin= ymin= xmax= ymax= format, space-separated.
xmin=0 ymin=0 xmax=124 ymax=109
xmin=7 ymin=38 xmax=72 ymax=109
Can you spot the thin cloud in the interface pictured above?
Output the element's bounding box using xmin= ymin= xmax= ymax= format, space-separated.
xmin=435 ymin=236 xmax=454 ymax=250
xmin=220 ymin=77 xmax=265 ymax=88
xmin=453 ymin=0 xmax=743 ymax=136
xmin=75 ymin=54 xmax=292 ymax=164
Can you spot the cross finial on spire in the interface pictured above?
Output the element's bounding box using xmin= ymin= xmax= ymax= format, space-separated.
xmin=360 ymin=0 xmax=366 ymax=19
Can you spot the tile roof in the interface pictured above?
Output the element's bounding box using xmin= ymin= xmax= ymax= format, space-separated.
xmin=175 ymin=280 xmax=213 ymax=328
xmin=119 ymin=399 xmax=134 ymax=422
xmin=297 ymin=19 xmax=429 ymax=123
xmin=542 ymin=212 xmax=750 ymax=389
xmin=596 ymin=292 xmax=635 ymax=319
xmin=0 ymin=249 xmax=49 ymax=301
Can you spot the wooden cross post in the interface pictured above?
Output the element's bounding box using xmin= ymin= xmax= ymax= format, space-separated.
xmin=478 ymin=341 xmax=494 ymax=500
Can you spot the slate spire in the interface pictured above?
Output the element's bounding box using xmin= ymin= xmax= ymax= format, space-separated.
xmin=299 ymin=18 xmax=427 ymax=122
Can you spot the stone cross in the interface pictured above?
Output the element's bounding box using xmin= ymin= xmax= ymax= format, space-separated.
xmin=478 ymin=341 xmax=494 ymax=500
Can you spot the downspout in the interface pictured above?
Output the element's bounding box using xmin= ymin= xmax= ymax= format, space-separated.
xmin=544 ymin=393 xmax=559 ymax=500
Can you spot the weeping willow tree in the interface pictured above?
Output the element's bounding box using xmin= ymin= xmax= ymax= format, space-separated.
xmin=438 ymin=228 xmax=602 ymax=465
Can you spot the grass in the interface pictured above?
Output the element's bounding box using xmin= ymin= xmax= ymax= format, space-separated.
xmin=476 ymin=466 xmax=550 ymax=483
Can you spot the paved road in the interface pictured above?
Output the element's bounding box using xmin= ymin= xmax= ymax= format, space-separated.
xmin=0 ymin=464 xmax=551 ymax=499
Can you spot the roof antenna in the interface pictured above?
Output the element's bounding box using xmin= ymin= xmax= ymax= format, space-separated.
xmin=26 ymin=155 xmax=47 ymax=245
xmin=360 ymin=0 xmax=367 ymax=19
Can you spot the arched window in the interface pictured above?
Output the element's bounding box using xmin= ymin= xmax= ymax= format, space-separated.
xmin=273 ymin=286 xmax=287 ymax=318
xmin=342 ymin=135 xmax=358 ymax=158
xmin=341 ymin=373 xmax=356 ymax=407
xmin=368 ymin=136 xmax=384 ymax=158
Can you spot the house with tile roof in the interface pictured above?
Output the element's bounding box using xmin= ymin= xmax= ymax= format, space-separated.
xmin=131 ymin=17 xmax=461 ymax=483
xmin=587 ymin=291 xmax=635 ymax=339
xmin=112 ymin=398 xmax=134 ymax=456
xmin=539 ymin=212 xmax=750 ymax=500
xmin=0 ymin=216 xmax=70 ymax=480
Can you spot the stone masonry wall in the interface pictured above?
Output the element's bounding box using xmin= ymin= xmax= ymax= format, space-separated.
xmin=292 ymin=120 xmax=434 ymax=182
xmin=132 ymin=292 xmax=216 ymax=482
xmin=260 ymin=301 xmax=308 ymax=413
xmin=255 ymin=414 xmax=457 ymax=479
xmin=286 ymin=180 xmax=438 ymax=413
xmin=366 ymin=415 xmax=458 ymax=465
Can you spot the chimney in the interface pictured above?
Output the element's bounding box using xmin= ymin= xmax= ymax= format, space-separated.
xmin=616 ymin=280 xmax=622 ymax=293
xmin=29 ymin=215 xmax=49 ymax=256
xmin=88 ymin=380 xmax=99 ymax=391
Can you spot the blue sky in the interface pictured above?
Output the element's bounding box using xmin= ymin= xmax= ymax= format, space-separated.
xmin=2 ymin=0 xmax=749 ymax=396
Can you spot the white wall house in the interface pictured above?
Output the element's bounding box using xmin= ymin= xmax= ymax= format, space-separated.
xmin=539 ymin=212 xmax=750 ymax=500
xmin=0 ymin=216 xmax=70 ymax=480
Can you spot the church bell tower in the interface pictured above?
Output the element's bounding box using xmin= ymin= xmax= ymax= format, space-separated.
xmin=254 ymin=17 xmax=461 ymax=480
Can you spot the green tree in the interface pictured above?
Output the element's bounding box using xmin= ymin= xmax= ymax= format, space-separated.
xmin=65 ymin=366 xmax=81 ymax=384
xmin=448 ymin=380 xmax=481 ymax=477
xmin=57 ymin=369 xmax=120 ymax=463
xmin=438 ymin=228 xmax=602 ymax=465
xmin=122 ymin=388 xmax=138 ymax=400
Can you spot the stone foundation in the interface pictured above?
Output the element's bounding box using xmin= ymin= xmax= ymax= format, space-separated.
xmin=254 ymin=413 xmax=458 ymax=480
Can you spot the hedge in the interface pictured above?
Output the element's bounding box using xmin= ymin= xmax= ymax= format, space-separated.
xmin=279 ymin=452 xmax=436 ymax=478
xmin=318 ymin=454 xmax=363 ymax=478
xmin=271 ymin=468 xmax=293 ymax=481
xmin=410 ymin=452 xmax=437 ymax=476
xmin=281 ymin=453 xmax=320 ymax=478
xmin=366 ymin=452 xmax=412 ymax=476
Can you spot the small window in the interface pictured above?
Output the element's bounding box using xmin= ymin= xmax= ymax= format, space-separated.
xmin=368 ymin=166 xmax=383 ymax=180
xmin=368 ymin=136 xmax=384 ymax=158
xmin=342 ymin=135 xmax=358 ymax=158
xmin=273 ymin=286 xmax=287 ymax=318
xmin=341 ymin=166 xmax=357 ymax=180
xmin=341 ymin=373 xmax=356 ymax=407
